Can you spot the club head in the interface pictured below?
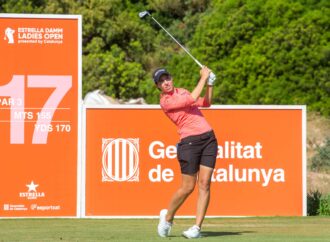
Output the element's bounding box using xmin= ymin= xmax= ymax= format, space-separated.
xmin=139 ymin=10 xmax=150 ymax=19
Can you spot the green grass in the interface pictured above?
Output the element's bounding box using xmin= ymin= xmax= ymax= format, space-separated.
xmin=0 ymin=217 xmax=330 ymax=242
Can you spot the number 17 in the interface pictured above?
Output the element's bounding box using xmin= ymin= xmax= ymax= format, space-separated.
xmin=0 ymin=75 xmax=72 ymax=144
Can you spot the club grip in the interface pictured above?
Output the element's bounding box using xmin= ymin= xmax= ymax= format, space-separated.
xmin=208 ymin=72 xmax=216 ymax=86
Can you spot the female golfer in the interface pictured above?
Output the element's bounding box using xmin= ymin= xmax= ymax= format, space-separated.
xmin=154 ymin=66 xmax=218 ymax=239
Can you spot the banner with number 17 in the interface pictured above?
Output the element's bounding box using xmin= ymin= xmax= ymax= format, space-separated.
xmin=0 ymin=14 xmax=81 ymax=217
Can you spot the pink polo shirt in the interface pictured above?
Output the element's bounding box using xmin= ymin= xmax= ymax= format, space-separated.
xmin=160 ymin=88 xmax=212 ymax=139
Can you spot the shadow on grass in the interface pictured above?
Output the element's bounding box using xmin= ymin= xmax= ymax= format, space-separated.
xmin=168 ymin=231 xmax=254 ymax=238
xmin=202 ymin=231 xmax=255 ymax=237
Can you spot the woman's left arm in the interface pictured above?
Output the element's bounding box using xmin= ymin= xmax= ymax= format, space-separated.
xmin=204 ymin=85 xmax=213 ymax=106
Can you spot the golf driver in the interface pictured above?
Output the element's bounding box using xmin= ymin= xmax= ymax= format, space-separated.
xmin=139 ymin=10 xmax=216 ymax=83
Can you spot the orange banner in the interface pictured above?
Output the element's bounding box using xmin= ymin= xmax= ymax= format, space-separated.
xmin=0 ymin=14 xmax=81 ymax=217
xmin=84 ymin=106 xmax=306 ymax=217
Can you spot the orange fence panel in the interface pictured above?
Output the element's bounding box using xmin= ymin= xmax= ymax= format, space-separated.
xmin=84 ymin=106 xmax=306 ymax=217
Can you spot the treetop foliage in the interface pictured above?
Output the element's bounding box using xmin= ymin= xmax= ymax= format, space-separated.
xmin=1 ymin=0 xmax=329 ymax=115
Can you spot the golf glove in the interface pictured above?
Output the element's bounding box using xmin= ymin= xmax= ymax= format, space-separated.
xmin=208 ymin=72 xmax=216 ymax=86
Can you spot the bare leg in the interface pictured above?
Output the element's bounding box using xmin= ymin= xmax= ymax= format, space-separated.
xmin=166 ymin=173 xmax=197 ymax=222
xmin=196 ymin=165 xmax=214 ymax=228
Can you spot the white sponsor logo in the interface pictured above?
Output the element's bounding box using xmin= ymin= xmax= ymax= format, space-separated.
xmin=19 ymin=181 xmax=45 ymax=200
xmin=3 ymin=204 xmax=9 ymax=210
xmin=102 ymin=138 xmax=139 ymax=182
xmin=30 ymin=204 xmax=60 ymax=211
xmin=3 ymin=27 xmax=64 ymax=45
xmin=3 ymin=204 xmax=28 ymax=211
xmin=4 ymin=27 xmax=15 ymax=44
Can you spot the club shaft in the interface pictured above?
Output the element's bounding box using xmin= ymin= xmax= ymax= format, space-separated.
xmin=150 ymin=16 xmax=203 ymax=68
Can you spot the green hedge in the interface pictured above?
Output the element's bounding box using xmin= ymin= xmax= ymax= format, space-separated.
xmin=307 ymin=190 xmax=330 ymax=216
xmin=319 ymin=194 xmax=330 ymax=216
